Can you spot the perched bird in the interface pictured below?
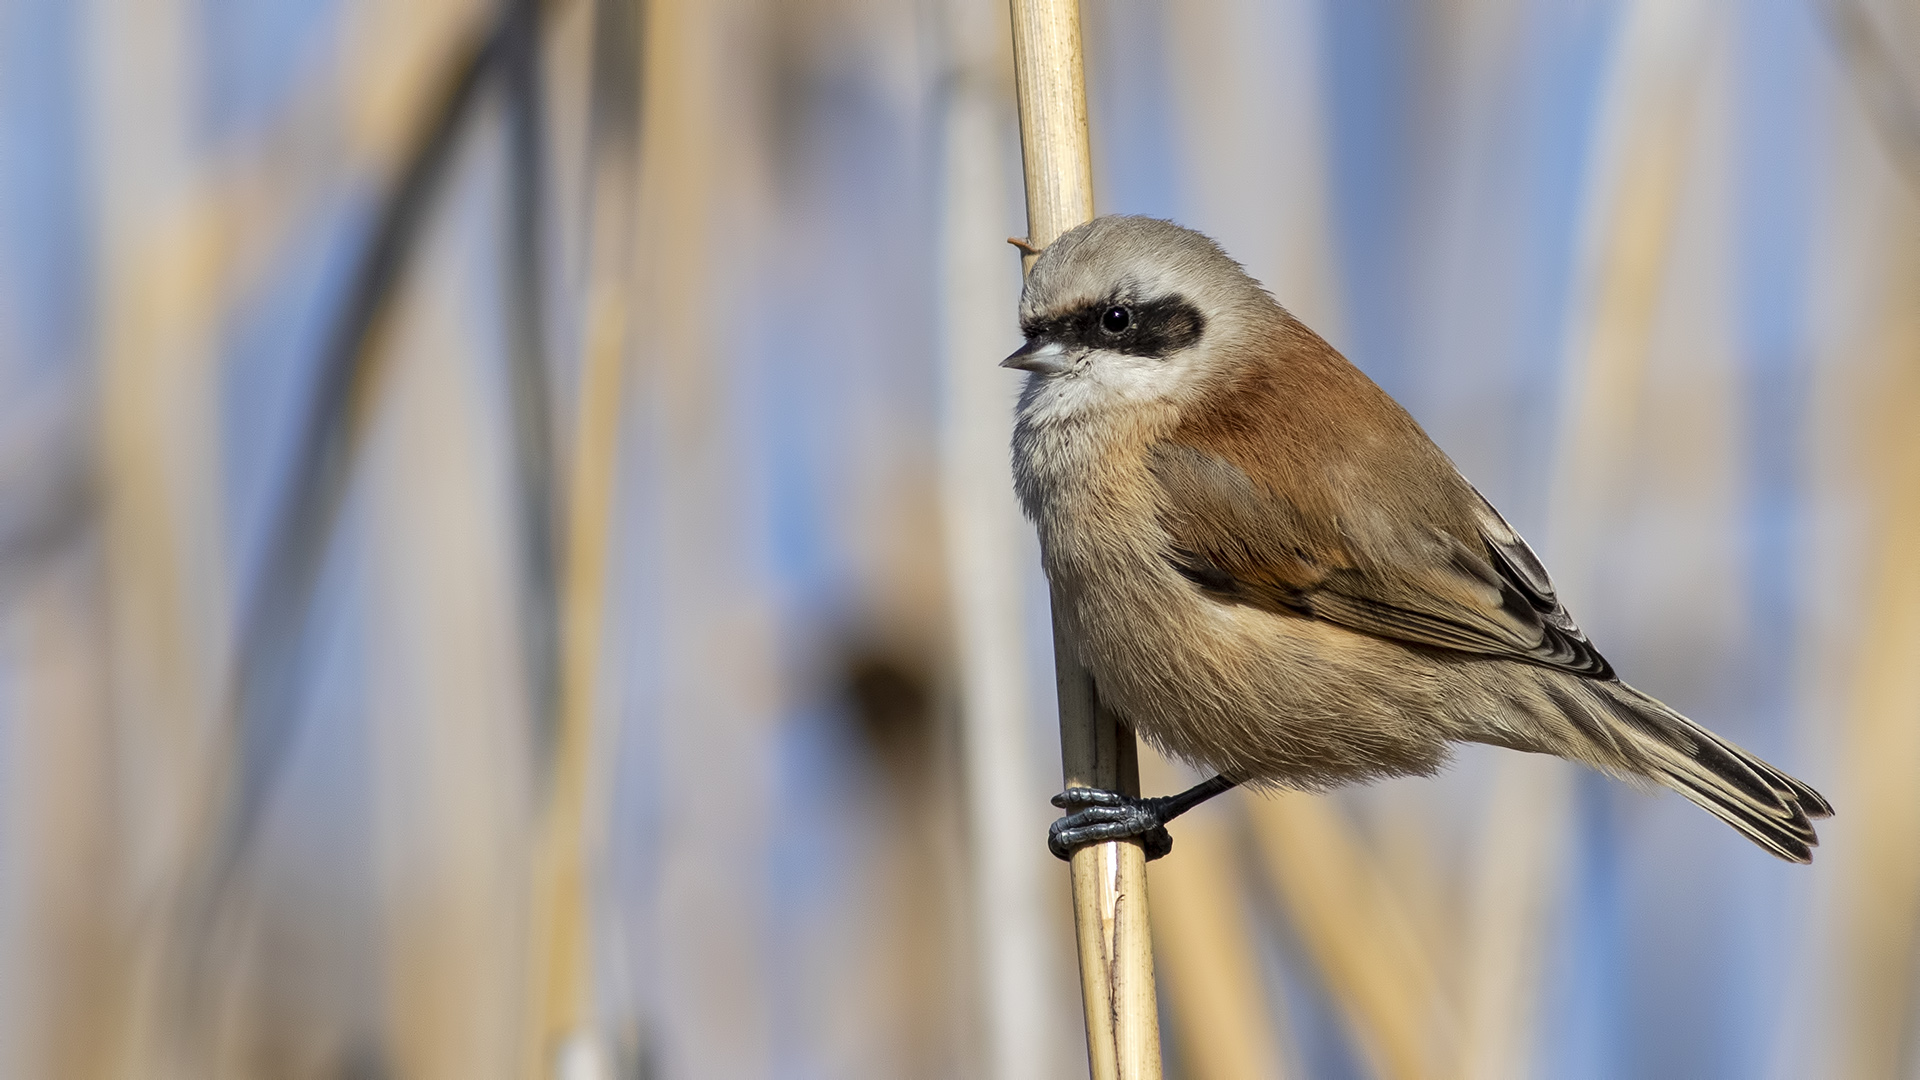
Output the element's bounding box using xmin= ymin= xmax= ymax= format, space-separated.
xmin=1004 ymin=215 xmax=1831 ymax=863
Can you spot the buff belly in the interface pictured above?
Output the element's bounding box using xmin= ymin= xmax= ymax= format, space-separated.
xmin=1058 ymin=553 xmax=1465 ymax=788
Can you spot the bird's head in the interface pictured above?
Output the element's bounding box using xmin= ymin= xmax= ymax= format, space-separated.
xmin=1004 ymin=216 xmax=1273 ymax=424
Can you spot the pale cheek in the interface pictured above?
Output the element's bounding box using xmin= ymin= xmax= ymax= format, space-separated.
xmin=1016 ymin=357 xmax=1185 ymax=425
xmin=1089 ymin=357 xmax=1184 ymax=404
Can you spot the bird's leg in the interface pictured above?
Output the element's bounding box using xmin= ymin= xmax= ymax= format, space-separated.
xmin=1047 ymin=774 xmax=1239 ymax=862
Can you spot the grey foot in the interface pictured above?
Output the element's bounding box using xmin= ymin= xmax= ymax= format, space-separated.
xmin=1048 ymin=788 xmax=1175 ymax=862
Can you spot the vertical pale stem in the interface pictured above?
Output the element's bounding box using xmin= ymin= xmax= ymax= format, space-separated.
xmin=365 ymin=199 xmax=538 ymax=1080
xmin=1827 ymin=164 xmax=1920 ymax=1080
xmin=1007 ymin=5 xmax=1160 ymax=1074
xmin=527 ymin=0 xmax=643 ymax=1073
xmin=1008 ymin=0 xmax=1095 ymax=265
xmin=1049 ymin=621 xmax=1160 ymax=1080
xmin=1831 ymin=454 xmax=1920 ymax=1071
xmin=4 ymin=567 xmax=119 ymax=1079
xmin=1061 ymin=650 xmax=1162 ymax=1079
xmin=80 ymin=0 xmax=233 ymax=1068
xmin=634 ymin=0 xmax=777 ymax=1070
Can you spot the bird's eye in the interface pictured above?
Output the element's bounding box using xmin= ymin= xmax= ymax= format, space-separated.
xmin=1100 ymin=306 xmax=1132 ymax=334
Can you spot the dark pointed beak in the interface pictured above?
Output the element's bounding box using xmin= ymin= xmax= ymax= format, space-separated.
xmin=1001 ymin=339 xmax=1071 ymax=375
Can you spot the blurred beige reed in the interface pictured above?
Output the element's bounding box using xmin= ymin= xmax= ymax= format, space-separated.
xmin=524 ymin=0 xmax=643 ymax=1071
xmin=85 ymin=0 xmax=232 ymax=1069
xmin=1139 ymin=752 xmax=1290 ymax=1080
xmin=1825 ymin=2 xmax=1920 ymax=1064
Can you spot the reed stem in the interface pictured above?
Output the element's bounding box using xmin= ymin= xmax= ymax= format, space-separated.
xmin=1007 ymin=3 xmax=1161 ymax=1076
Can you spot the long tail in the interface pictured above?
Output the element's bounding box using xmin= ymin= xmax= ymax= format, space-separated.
xmin=1539 ymin=679 xmax=1833 ymax=862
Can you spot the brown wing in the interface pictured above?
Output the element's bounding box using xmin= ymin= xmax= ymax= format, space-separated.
xmin=1149 ymin=336 xmax=1612 ymax=680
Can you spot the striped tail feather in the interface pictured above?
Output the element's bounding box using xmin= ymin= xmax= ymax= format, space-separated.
xmin=1552 ymin=679 xmax=1832 ymax=863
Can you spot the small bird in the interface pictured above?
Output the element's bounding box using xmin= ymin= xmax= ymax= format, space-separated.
xmin=1004 ymin=215 xmax=1831 ymax=863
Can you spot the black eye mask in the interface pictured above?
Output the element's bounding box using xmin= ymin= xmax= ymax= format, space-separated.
xmin=1021 ymin=293 xmax=1207 ymax=359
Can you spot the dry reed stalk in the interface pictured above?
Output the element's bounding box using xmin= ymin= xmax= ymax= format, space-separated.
xmin=539 ymin=0 xmax=779 ymax=1071
xmin=935 ymin=0 xmax=1064 ymax=1075
xmin=628 ymin=0 xmax=782 ymax=1070
xmin=1245 ymin=794 xmax=1450 ymax=1080
xmin=525 ymin=0 xmax=643 ymax=1072
xmin=362 ymin=160 xmax=539 ymax=1080
xmin=1139 ymin=752 xmax=1288 ymax=1080
xmin=1458 ymin=4 xmax=1714 ymax=1075
xmin=1008 ymin=1 xmax=1161 ymax=1075
xmin=1777 ymin=18 xmax=1920 ymax=1070
xmin=339 ymin=0 xmax=496 ymax=171
xmin=1828 ymin=178 xmax=1920 ymax=1080
xmin=79 ymin=0 xmax=238 ymax=1068
xmin=3 ymin=562 xmax=119 ymax=1078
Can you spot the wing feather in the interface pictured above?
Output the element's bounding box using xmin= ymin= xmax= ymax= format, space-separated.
xmin=1148 ymin=440 xmax=1614 ymax=680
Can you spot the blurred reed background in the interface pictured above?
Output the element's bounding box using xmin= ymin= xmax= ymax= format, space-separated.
xmin=0 ymin=0 xmax=1917 ymax=1077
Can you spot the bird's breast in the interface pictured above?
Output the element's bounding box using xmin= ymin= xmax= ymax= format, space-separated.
xmin=1012 ymin=414 xmax=1221 ymax=661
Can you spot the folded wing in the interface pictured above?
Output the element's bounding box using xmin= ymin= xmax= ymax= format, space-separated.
xmin=1148 ymin=440 xmax=1614 ymax=680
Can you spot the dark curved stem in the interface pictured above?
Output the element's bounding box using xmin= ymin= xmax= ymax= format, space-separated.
xmin=500 ymin=0 xmax=562 ymax=771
